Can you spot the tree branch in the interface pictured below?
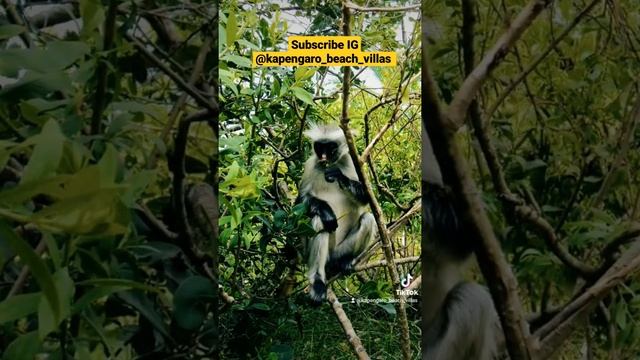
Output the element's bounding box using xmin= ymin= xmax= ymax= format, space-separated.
xmin=354 ymin=256 xmax=419 ymax=272
xmin=340 ymin=5 xmax=411 ymax=359
xmin=326 ymin=288 xmax=371 ymax=360
xmin=534 ymin=238 xmax=640 ymax=358
xmin=448 ymin=0 xmax=552 ymax=128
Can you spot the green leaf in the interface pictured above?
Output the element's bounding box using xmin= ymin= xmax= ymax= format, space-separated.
xmin=376 ymin=302 xmax=397 ymax=316
xmin=71 ymin=286 xmax=129 ymax=314
xmin=119 ymin=290 xmax=170 ymax=338
xmin=38 ymin=268 xmax=74 ymax=339
xmin=226 ymin=8 xmax=238 ymax=48
xmin=294 ymin=67 xmax=315 ymax=81
xmin=42 ymin=233 xmax=62 ymax=270
xmin=97 ymin=144 xmax=119 ymax=184
xmin=0 ymin=221 xmax=60 ymax=324
xmin=32 ymin=187 xmax=130 ymax=235
xmin=0 ymin=24 xmax=25 ymax=40
xmin=290 ymin=87 xmax=315 ymax=106
xmin=121 ymin=169 xmax=156 ymax=207
xmin=249 ymin=303 xmax=270 ymax=311
xmin=222 ymin=54 xmax=252 ymax=68
xmin=79 ymin=0 xmax=105 ymax=38
xmin=0 ymin=71 xmax=73 ymax=105
xmin=221 ymin=175 xmax=258 ymax=198
xmin=0 ymin=293 xmax=41 ymax=324
xmin=2 ymin=331 xmax=42 ymax=360
xmin=21 ymin=119 xmax=65 ymax=185
xmin=0 ymin=42 xmax=89 ymax=76
xmin=76 ymin=278 xmax=160 ymax=293
xmin=173 ymin=276 xmax=216 ymax=330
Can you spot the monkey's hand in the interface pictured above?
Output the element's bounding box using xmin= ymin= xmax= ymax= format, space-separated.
xmin=319 ymin=211 xmax=338 ymax=232
xmin=324 ymin=167 xmax=346 ymax=184
xmin=308 ymin=197 xmax=338 ymax=232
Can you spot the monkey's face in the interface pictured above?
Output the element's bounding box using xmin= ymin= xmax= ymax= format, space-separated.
xmin=314 ymin=140 xmax=339 ymax=166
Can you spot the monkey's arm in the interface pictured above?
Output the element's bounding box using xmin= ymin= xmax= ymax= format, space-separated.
xmin=296 ymin=193 xmax=338 ymax=232
xmin=324 ymin=167 xmax=369 ymax=204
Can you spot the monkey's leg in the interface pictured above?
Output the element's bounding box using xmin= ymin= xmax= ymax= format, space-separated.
xmin=329 ymin=212 xmax=376 ymax=273
xmin=307 ymin=228 xmax=330 ymax=303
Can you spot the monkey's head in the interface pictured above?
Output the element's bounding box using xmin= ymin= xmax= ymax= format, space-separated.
xmin=304 ymin=124 xmax=347 ymax=167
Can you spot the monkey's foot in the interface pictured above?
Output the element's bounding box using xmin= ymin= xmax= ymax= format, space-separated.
xmin=327 ymin=255 xmax=355 ymax=278
xmin=309 ymin=279 xmax=327 ymax=305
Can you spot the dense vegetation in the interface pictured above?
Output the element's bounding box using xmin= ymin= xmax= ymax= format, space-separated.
xmin=0 ymin=1 xmax=217 ymax=358
xmin=426 ymin=0 xmax=640 ymax=358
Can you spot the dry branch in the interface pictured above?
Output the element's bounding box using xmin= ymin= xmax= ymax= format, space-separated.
xmin=327 ymin=288 xmax=370 ymax=360
xmin=135 ymin=203 xmax=179 ymax=240
xmin=355 ymin=256 xmax=419 ymax=272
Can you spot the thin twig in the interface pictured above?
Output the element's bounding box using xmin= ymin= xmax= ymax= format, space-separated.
xmin=126 ymin=33 xmax=219 ymax=115
xmin=354 ymin=256 xmax=419 ymax=272
xmin=344 ymin=1 xmax=419 ymax=12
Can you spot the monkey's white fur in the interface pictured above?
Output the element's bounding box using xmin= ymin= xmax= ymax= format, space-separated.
xmin=300 ymin=124 xmax=376 ymax=302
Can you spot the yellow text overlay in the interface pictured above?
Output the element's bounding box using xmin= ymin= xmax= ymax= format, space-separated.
xmin=252 ymin=36 xmax=396 ymax=67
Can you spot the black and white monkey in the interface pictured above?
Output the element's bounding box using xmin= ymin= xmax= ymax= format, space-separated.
xmin=422 ymin=123 xmax=504 ymax=359
xmin=297 ymin=124 xmax=377 ymax=303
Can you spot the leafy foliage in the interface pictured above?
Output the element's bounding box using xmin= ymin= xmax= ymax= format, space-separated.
xmin=0 ymin=1 xmax=216 ymax=358
xmin=429 ymin=0 xmax=640 ymax=357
